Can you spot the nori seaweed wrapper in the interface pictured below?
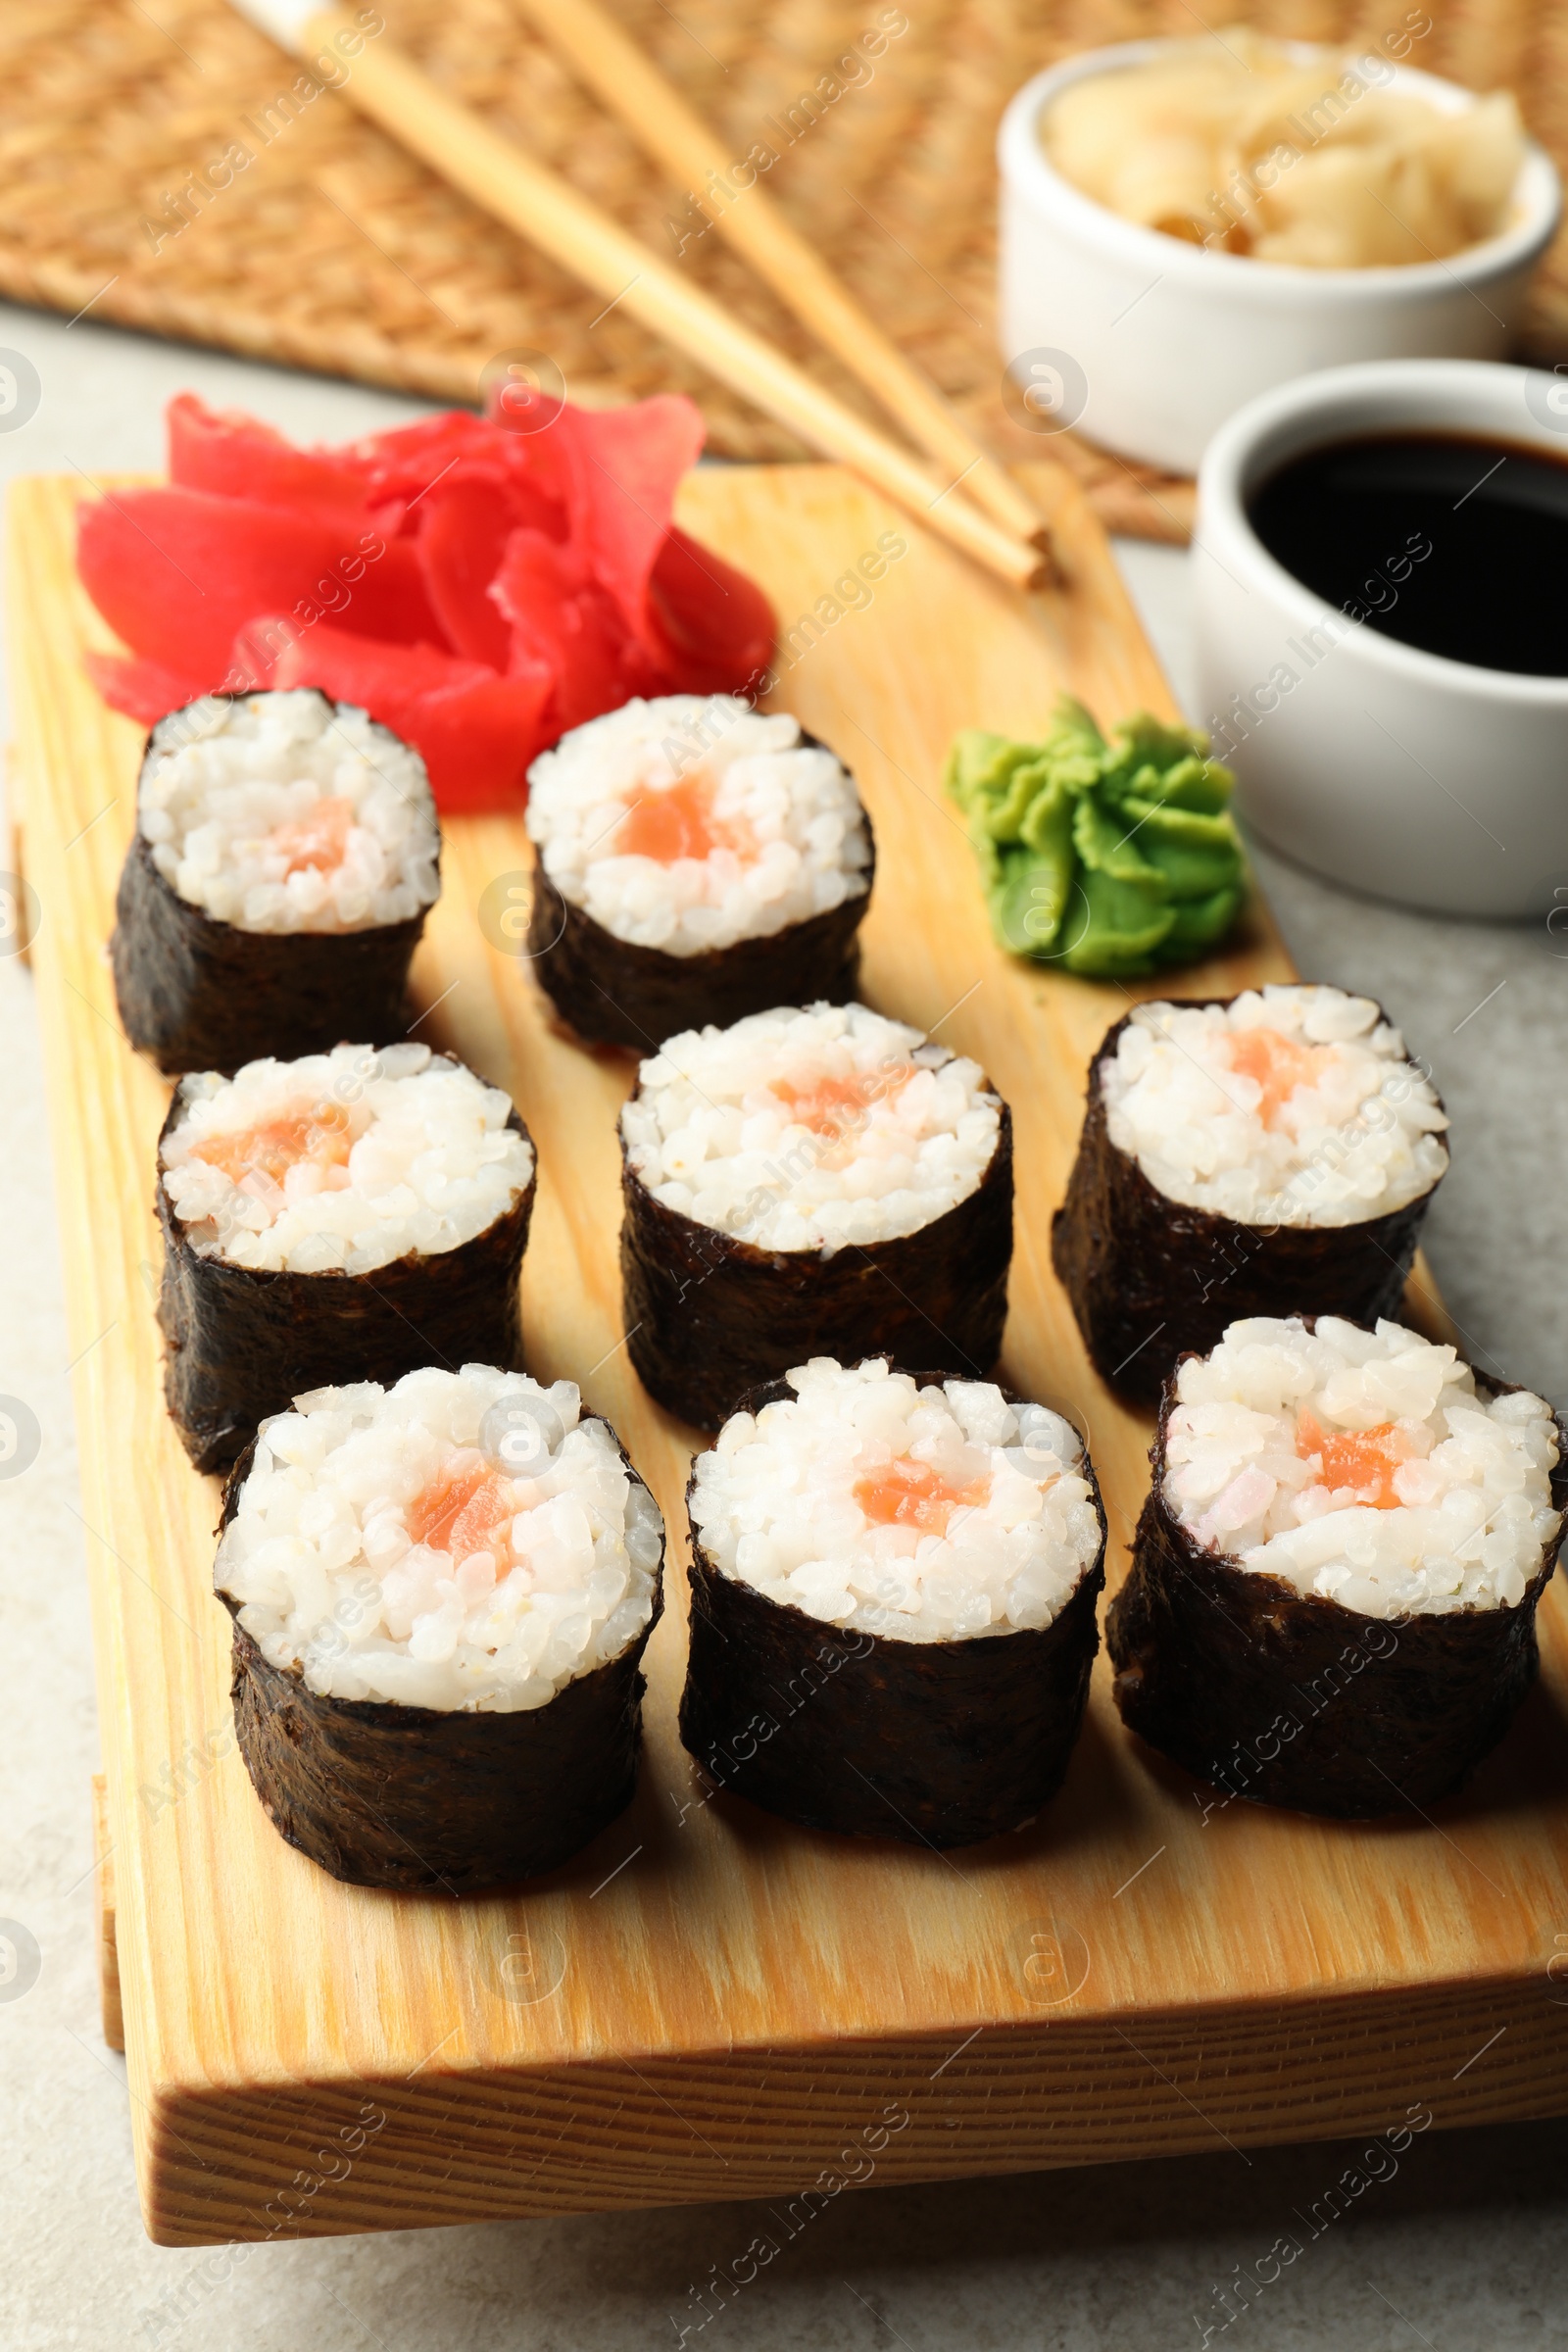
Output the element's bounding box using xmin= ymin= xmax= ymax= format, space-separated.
xmin=524 ymin=734 xmax=873 ymax=1051
xmin=620 ymin=1101 xmax=1013 ymax=1433
xmin=111 ymin=696 xmax=435 ymax=1076
xmin=1106 ymin=1347 xmax=1568 ymax=1817
xmin=218 ymin=1428 xmax=663 ymax=1892
xmin=1052 ymin=1002 xmax=1445 ymax=1408
xmin=678 ymin=1369 xmax=1107 ymax=1846
xmin=157 ymin=1083 xmax=535 ymax=1477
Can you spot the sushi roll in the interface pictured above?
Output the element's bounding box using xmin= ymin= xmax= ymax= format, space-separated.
xmin=217 ymin=1366 xmax=665 ymax=1890
xmin=1108 ymin=1314 xmax=1567 ymax=1817
xmin=619 ymin=1003 xmax=1013 ymax=1431
xmin=1052 ymin=986 xmax=1448 ymax=1406
xmin=524 ymin=696 xmax=872 ymax=1049
xmin=112 ymin=689 xmax=440 ymax=1075
xmin=680 ymin=1357 xmax=1106 ymax=1846
xmin=157 ymin=1042 xmax=535 ymax=1475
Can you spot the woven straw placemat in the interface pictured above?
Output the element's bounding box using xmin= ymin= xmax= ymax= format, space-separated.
xmin=3 ymin=0 xmax=1565 ymax=542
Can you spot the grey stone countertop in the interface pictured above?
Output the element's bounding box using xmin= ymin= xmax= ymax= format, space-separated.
xmin=0 ymin=303 xmax=1562 ymax=2351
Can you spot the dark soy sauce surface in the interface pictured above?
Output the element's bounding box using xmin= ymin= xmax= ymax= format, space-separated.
xmin=1247 ymin=432 xmax=1568 ymax=677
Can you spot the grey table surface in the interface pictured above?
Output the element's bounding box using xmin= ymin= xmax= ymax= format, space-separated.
xmin=0 ymin=301 xmax=1563 ymax=2352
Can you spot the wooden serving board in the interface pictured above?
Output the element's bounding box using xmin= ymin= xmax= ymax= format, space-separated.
xmin=9 ymin=464 xmax=1568 ymax=2249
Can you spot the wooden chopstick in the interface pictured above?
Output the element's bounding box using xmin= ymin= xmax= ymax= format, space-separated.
xmin=509 ymin=0 xmax=1053 ymax=555
xmin=225 ymin=2 xmax=1048 ymax=593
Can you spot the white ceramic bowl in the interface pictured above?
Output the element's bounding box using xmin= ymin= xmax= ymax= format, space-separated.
xmin=997 ymin=41 xmax=1561 ymax=474
xmin=1192 ymin=358 xmax=1568 ymax=919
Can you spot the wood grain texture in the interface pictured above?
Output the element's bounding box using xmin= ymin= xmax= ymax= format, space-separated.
xmin=10 ymin=462 xmax=1568 ymax=2249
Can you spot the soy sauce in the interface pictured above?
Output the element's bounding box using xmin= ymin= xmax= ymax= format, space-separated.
xmin=1246 ymin=431 xmax=1568 ymax=677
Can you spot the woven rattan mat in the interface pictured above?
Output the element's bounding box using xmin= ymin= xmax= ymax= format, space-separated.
xmin=4 ymin=0 xmax=1566 ymax=543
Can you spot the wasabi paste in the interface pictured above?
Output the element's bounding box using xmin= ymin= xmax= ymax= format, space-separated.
xmin=944 ymin=701 xmax=1247 ymax=978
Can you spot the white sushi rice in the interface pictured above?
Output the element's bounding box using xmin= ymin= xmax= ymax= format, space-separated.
xmin=1165 ymin=1315 xmax=1560 ymax=1617
xmin=621 ymin=1002 xmax=1003 ymax=1251
xmin=216 ymin=1366 xmax=662 ymax=1711
xmin=690 ymin=1358 xmax=1101 ymax=1641
xmin=161 ymin=1043 xmax=533 ymax=1276
xmin=139 ymin=689 xmax=440 ymax=934
xmin=525 ymin=696 xmax=870 ymax=955
xmin=1102 ymin=986 xmax=1448 ymax=1227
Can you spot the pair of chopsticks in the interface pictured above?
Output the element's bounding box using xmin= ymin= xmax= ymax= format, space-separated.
xmin=228 ymin=0 xmax=1054 ymax=591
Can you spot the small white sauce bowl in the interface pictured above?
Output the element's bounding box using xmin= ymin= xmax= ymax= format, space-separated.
xmin=1192 ymin=358 xmax=1568 ymax=919
xmin=997 ymin=41 xmax=1561 ymax=474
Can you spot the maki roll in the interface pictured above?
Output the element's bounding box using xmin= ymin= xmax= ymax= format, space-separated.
xmin=1109 ymin=1314 xmax=1567 ymax=1816
xmin=1053 ymin=985 xmax=1448 ymax=1405
xmin=620 ymin=1003 xmax=1013 ymax=1431
xmin=524 ymin=696 xmax=872 ymax=1049
xmin=217 ymin=1365 xmax=665 ymax=1890
xmin=112 ymin=689 xmax=440 ymax=1075
xmin=158 ymin=1042 xmax=535 ymax=1475
xmin=680 ymin=1357 xmax=1106 ymax=1846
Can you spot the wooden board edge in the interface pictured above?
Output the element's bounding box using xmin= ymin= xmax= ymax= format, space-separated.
xmin=92 ymin=1772 xmax=124 ymax=2054
xmin=139 ymin=1974 xmax=1568 ymax=2244
xmin=7 ymin=488 xmax=145 ymax=2082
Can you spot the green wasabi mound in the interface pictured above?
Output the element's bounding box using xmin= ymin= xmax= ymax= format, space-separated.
xmin=944 ymin=700 xmax=1247 ymax=978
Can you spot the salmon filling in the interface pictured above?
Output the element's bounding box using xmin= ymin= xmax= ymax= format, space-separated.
xmin=770 ymin=1067 xmax=906 ymax=1142
xmin=689 ymin=1360 xmax=1101 ymax=1641
xmin=1163 ymin=1315 xmax=1561 ymax=1617
xmin=407 ymin=1451 xmax=516 ymax=1568
xmin=191 ymin=1101 xmax=353 ymax=1191
xmin=137 ymin=689 xmax=439 ymax=937
xmin=1225 ymin=1026 xmax=1336 ymax=1126
xmin=162 ymin=1044 xmax=535 ymax=1277
xmin=854 ymin=1456 xmax=992 ymax=1536
xmin=1102 ymin=988 xmax=1451 ymax=1231
xmin=528 ymin=699 xmax=869 ymax=958
xmin=612 ymin=773 xmax=755 ymax=865
xmin=268 ymin=794 xmax=356 ymax=877
xmin=215 ymin=1366 xmax=662 ymax=1711
xmin=1296 ymin=1407 xmax=1414 ymax=1509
